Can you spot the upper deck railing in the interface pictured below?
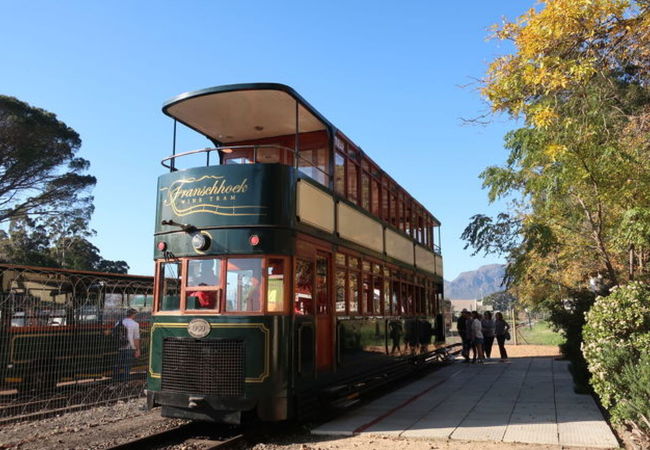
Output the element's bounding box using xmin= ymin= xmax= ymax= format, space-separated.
xmin=161 ymin=145 xmax=441 ymax=256
xmin=161 ymin=144 xmax=330 ymax=185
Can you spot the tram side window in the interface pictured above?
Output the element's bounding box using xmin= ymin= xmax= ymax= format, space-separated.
xmin=362 ymin=271 xmax=372 ymax=314
xmin=348 ymin=271 xmax=359 ymax=315
xmin=294 ymin=259 xmax=314 ymax=315
xmin=298 ymin=148 xmax=329 ymax=186
xmin=267 ymin=259 xmax=285 ymax=313
xmin=316 ymin=254 xmax=329 ymax=314
xmin=389 ymin=191 xmax=397 ymax=227
xmin=381 ymin=179 xmax=389 ymax=222
xmin=225 ymin=258 xmax=262 ymax=312
xmin=384 ymin=277 xmax=391 ymax=315
xmin=335 ymin=269 xmax=346 ymax=314
xmin=334 ymin=152 xmax=345 ymax=195
xmin=361 ymin=171 xmax=370 ymax=211
xmin=373 ymin=275 xmax=383 ymax=315
xmin=392 ymin=279 xmax=400 ymax=315
xmin=371 ymin=178 xmax=380 ymax=216
xmin=158 ymin=262 xmax=181 ymax=311
xmin=347 ymin=163 xmax=358 ymax=204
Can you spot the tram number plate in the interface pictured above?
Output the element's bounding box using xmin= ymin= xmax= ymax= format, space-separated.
xmin=187 ymin=318 xmax=211 ymax=338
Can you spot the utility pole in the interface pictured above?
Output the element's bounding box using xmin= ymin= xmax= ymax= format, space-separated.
xmin=512 ymin=305 xmax=518 ymax=345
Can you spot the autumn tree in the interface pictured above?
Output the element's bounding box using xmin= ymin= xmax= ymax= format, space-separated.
xmin=465 ymin=0 xmax=650 ymax=306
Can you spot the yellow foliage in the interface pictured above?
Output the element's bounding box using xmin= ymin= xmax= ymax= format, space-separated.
xmin=545 ymin=144 xmax=568 ymax=161
xmin=483 ymin=0 xmax=643 ymax=120
xmin=531 ymin=106 xmax=558 ymax=128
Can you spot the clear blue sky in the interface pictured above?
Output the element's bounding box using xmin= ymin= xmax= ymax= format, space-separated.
xmin=1 ymin=1 xmax=528 ymax=281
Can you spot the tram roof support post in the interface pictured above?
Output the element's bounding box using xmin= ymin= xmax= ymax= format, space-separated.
xmin=171 ymin=119 xmax=177 ymax=172
xmin=294 ymin=100 xmax=300 ymax=168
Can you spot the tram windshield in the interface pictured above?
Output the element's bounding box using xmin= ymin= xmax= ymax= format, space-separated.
xmin=225 ymin=258 xmax=262 ymax=312
xmin=155 ymin=256 xmax=288 ymax=315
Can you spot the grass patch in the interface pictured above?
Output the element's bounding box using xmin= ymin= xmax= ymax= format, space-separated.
xmin=518 ymin=320 xmax=565 ymax=346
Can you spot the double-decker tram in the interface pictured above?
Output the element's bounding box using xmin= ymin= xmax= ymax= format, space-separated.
xmin=146 ymin=83 xmax=445 ymax=424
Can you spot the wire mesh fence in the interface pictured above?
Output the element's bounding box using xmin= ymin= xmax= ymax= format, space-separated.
xmin=0 ymin=264 xmax=153 ymax=422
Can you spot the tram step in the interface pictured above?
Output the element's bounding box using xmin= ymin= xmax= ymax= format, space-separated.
xmin=321 ymin=385 xmax=349 ymax=396
xmin=330 ymin=397 xmax=360 ymax=410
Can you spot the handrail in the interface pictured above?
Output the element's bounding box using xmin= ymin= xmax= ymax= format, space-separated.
xmin=161 ymin=144 xmax=296 ymax=169
xmin=161 ymin=144 xmax=330 ymax=182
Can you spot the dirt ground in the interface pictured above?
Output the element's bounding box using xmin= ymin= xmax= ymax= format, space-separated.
xmin=248 ymin=432 xmax=570 ymax=450
xmin=495 ymin=344 xmax=561 ymax=358
xmin=1 ymin=344 xmax=633 ymax=450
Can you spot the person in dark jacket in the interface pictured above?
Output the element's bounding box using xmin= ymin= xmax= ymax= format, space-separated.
xmin=494 ymin=312 xmax=510 ymax=361
xmin=481 ymin=311 xmax=496 ymax=359
xmin=457 ymin=309 xmax=471 ymax=362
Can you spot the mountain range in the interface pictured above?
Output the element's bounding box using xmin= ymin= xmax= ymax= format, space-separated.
xmin=443 ymin=264 xmax=506 ymax=299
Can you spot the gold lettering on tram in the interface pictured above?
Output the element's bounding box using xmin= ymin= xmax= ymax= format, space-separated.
xmin=160 ymin=175 xmax=267 ymax=217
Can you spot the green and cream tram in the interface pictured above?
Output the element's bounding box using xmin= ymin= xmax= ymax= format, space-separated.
xmin=146 ymin=83 xmax=444 ymax=423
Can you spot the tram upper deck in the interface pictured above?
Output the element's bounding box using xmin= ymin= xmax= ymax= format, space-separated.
xmin=155 ymin=83 xmax=442 ymax=278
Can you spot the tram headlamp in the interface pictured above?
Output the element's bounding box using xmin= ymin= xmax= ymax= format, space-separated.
xmin=191 ymin=232 xmax=210 ymax=251
xmin=249 ymin=235 xmax=260 ymax=246
xmin=157 ymin=241 xmax=167 ymax=251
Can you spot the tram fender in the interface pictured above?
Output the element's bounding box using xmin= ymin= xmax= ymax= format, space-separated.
xmin=147 ymin=391 xmax=256 ymax=411
xmin=162 ymin=405 xmax=241 ymax=424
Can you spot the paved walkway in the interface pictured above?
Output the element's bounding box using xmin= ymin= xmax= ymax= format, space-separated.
xmin=312 ymin=357 xmax=619 ymax=448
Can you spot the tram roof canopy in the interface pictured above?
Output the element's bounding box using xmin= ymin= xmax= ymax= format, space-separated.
xmin=163 ymin=83 xmax=331 ymax=144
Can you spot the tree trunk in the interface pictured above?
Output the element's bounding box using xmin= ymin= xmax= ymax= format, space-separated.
xmin=576 ymin=195 xmax=618 ymax=285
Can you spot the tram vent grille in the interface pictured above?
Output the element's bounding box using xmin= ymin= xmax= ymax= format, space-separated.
xmin=161 ymin=338 xmax=245 ymax=397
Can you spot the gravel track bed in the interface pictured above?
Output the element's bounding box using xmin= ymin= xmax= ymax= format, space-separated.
xmin=0 ymin=398 xmax=188 ymax=449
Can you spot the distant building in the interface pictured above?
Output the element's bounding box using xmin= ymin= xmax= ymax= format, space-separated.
xmin=449 ymin=299 xmax=491 ymax=317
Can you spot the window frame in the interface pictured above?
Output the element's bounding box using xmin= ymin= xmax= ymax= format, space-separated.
xmin=154 ymin=256 xmax=290 ymax=316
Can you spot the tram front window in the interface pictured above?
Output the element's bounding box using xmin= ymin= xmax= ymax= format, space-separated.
xmin=187 ymin=259 xmax=221 ymax=310
xmin=225 ymin=258 xmax=262 ymax=312
xmin=158 ymin=262 xmax=181 ymax=311
xmin=188 ymin=259 xmax=221 ymax=286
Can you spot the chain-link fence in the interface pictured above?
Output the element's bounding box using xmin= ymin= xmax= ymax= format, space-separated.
xmin=0 ymin=264 xmax=153 ymax=423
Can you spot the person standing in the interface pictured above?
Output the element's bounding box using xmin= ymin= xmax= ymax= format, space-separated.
xmin=457 ymin=309 xmax=470 ymax=362
xmin=113 ymin=308 xmax=141 ymax=381
xmin=389 ymin=320 xmax=403 ymax=355
xmin=494 ymin=312 xmax=510 ymax=361
xmin=471 ymin=311 xmax=485 ymax=363
xmin=482 ymin=311 xmax=496 ymax=359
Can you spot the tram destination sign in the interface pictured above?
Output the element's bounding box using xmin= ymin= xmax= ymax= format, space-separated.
xmin=155 ymin=164 xmax=294 ymax=233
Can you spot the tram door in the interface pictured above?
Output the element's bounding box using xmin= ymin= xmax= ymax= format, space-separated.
xmin=315 ymin=252 xmax=333 ymax=371
xmin=295 ymin=258 xmax=315 ymax=378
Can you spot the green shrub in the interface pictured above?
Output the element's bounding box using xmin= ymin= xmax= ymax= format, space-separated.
xmin=583 ymin=281 xmax=650 ymax=428
xmin=548 ymin=288 xmax=595 ymax=391
xmin=611 ymin=352 xmax=650 ymax=431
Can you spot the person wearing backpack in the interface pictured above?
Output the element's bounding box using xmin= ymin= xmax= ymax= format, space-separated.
xmin=112 ymin=308 xmax=141 ymax=381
